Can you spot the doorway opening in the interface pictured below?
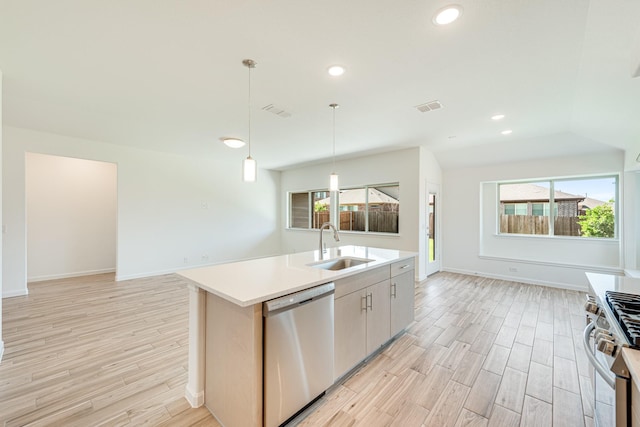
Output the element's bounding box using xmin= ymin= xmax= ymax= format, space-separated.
xmin=25 ymin=153 xmax=118 ymax=284
xmin=425 ymin=184 xmax=441 ymax=276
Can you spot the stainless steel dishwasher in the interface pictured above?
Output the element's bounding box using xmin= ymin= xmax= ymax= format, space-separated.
xmin=263 ymin=282 xmax=335 ymax=427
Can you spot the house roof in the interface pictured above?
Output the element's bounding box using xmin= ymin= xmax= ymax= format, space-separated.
xmin=580 ymin=197 xmax=610 ymax=210
xmin=499 ymin=183 xmax=585 ymax=203
xmin=318 ymin=188 xmax=399 ymax=205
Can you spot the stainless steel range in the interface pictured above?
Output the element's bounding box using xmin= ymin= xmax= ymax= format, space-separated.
xmin=585 ymin=272 xmax=640 ymax=427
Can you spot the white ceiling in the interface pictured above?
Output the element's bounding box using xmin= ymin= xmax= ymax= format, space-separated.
xmin=1 ymin=0 xmax=639 ymax=170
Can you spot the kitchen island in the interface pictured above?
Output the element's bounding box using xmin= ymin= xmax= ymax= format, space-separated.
xmin=178 ymin=245 xmax=416 ymax=427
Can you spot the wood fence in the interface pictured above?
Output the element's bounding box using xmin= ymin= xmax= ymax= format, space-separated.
xmin=499 ymin=215 xmax=581 ymax=236
xmin=313 ymin=211 xmax=330 ymax=228
xmin=313 ymin=211 xmax=399 ymax=233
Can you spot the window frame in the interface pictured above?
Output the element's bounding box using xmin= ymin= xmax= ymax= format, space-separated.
xmin=287 ymin=182 xmax=400 ymax=235
xmin=496 ymin=174 xmax=619 ymax=239
xmin=288 ymin=189 xmax=332 ymax=230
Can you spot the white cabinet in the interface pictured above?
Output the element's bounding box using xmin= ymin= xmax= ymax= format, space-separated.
xmin=333 ymin=265 xmax=390 ymax=380
xmin=333 ymin=258 xmax=415 ymax=381
xmin=334 ymin=278 xmax=391 ymax=379
xmin=366 ymin=279 xmax=391 ymax=354
xmin=334 ymin=288 xmax=367 ymax=378
xmin=390 ymin=270 xmax=415 ymax=337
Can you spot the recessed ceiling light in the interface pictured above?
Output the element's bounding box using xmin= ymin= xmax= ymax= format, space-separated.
xmin=491 ymin=114 xmax=505 ymax=121
xmin=501 ymin=129 xmax=513 ymax=135
xmin=220 ymin=137 xmax=245 ymax=148
xmin=327 ymin=65 xmax=346 ymax=77
xmin=433 ymin=5 xmax=463 ymax=25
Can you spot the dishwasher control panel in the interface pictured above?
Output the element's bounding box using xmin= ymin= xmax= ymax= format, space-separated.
xmin=263 ymin=282 xmax=335 ymax=316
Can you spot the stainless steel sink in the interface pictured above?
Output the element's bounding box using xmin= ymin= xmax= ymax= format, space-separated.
xmin=308 ymin=256 xmax=374 ymax=271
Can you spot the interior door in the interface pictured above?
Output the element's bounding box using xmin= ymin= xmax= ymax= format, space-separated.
xmin=426 ymin=184 xmax=441 ymax=276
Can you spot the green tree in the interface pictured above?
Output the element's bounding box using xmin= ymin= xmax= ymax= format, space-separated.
xmin=578 ymin=201 xmax=615 ymax=237
xmin=314 ymin=201 xmax=327 ymax=212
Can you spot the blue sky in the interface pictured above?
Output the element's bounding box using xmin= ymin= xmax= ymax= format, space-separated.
xmin=553 ymin=177 xmax=616 ymax=202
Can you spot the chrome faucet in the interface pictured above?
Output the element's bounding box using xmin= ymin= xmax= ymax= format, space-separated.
xmin=319 ymin=222 xmax=340 ymax=254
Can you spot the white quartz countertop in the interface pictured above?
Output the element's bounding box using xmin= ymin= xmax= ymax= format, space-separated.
xmin=178 ymin=245 xmax=417 ymax=307
xmin=586 ymin=272 xmax=640 ymax=300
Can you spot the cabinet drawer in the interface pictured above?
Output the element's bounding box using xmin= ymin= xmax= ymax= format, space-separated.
xmin=334 ymin=266 xmax=389 ymax=299
xmin=390 ymin=258 xmax=415 ymax=277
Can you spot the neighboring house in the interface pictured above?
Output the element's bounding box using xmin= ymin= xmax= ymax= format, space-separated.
xmin=499 ymin=183 xmax=586 ymax=217
xmin=579 ymin=197 xmax=610 ymax=216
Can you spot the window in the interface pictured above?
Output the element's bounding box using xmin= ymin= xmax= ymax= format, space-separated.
xmin=312 ymin=191 xmax=330 ymax=229
xmin=498 ymin=175 xmax=617 ymax=238
xmin=531 ymin=203 xmax=545 ymax=216
xmin=288 ymin=183 xmax=399 ymax=234
xmin=503 ymin=203 xmax=528 ymax=216
xmin=337 ymin=184 xmax=399 ymax=233
xmin=290 ymin=192 xmax=310 ymax=228
xmin=290 ymin=190 xmax=331 ymax=229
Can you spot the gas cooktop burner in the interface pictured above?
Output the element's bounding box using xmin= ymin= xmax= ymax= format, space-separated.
xmin=606 ymin=291 xmax=640 ymax=348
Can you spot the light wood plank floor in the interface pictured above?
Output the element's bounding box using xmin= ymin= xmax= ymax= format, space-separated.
xmin=0 ymin=272 xmax=593 ymax=426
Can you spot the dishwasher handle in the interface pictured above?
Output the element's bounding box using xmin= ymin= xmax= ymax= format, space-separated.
xmin=263 ymin=282 xmax=335 ymax=317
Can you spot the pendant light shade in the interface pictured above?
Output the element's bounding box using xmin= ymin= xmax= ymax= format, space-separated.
xmin=329 ymin=173 xmax=339 ymax=192
xmin=243 ymin=156 xmax=257 ymax=182
xmin=329 ymin=103 xmax=339 ymax=192
xmin=242 ymin=59 xmax=257 ymax=182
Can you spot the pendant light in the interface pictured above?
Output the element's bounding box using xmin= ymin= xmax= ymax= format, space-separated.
xmin=242 ymin=59 xmax=257 ymax=182
xmin=329 ymin=103 xmax=339 ymax=192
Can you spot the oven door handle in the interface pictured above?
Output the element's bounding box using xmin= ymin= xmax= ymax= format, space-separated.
xmin=583 ymin=321 xmax=616 ymax=389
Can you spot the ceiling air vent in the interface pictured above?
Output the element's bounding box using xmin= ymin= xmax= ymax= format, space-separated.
xmin=262 ymin=104 xmax=291 ymax=118
xmin=415 ymin=100 xmax=443 ymax=113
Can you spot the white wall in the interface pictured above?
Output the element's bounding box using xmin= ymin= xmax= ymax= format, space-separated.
xmin=623 ymin=170 xmax=640 ymax=273
xmin=624 ymin=148 xmax=640 ymax=172
xmin=442 ymin=150 xmax=626 ymax=290
xmin=3 ymin=126 xmax=282 ymax=297
xmin=1 ymin=70 xmax=4 ymax=359
xmin=280 ymin=147 xmax=442 ymax=280
xmin=26 ymin=153 xmax=117 ymax=282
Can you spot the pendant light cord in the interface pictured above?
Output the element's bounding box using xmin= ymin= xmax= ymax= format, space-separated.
xmin=247 ymin=63 xmax=252 ymax=158
xmin=331 ymin=104 xmax=337 ymax=173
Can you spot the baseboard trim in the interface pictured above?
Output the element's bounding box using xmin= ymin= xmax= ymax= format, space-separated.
xmin=2 ymin=289 xmax=29 ymax=298
xmin=185 ymin=385 xmax=204 ymax=408
xmin=28 ymin=268 xmax=116 ymax=283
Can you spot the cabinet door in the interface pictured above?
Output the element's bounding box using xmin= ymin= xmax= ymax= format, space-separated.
xmin=334 ymin=290 xmax=367 ymax=380
xmin=366 ymin=280 xmax=391 ymax=354
xmin=390 ymin=270 xmax=415 ymax=337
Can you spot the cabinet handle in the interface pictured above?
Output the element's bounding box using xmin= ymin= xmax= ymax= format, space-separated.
xmin=361 ymin=295 xmax=367 ymax=312
xmin=400 ymin=264 xmax=411 ymax=269
xmin=367 ymin=293 xmax=373 ymax=311
xmin=391 ymin=283 xmax=397 ymax=298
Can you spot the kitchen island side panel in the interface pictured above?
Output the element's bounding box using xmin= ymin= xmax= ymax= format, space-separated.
xmin=205 ymin=292 xmax=263 ymax=427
